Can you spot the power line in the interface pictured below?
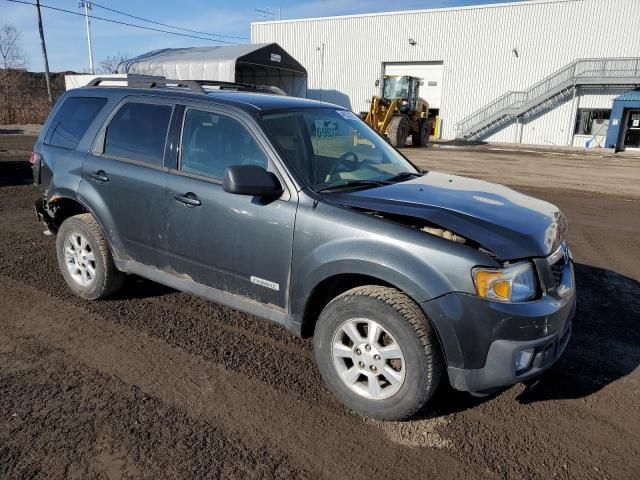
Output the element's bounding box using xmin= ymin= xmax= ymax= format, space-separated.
xmin=89 ymin=1 xmax=248 ymax=41
xmin=5 ymin=0 xmax=242 ymax=45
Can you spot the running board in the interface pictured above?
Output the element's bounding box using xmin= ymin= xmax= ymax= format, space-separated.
xmin=115 ymin=259 xmax=294 ymax=332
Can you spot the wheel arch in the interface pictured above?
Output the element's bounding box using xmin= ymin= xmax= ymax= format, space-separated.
xmin=41 ymin=193 xmax=126 ymax=260
xmin=294 ymin=258 xmax=447 ymax=338
xmin=45 ymin=196 xmax=88 ymax=229
xmin=299 ymin=273 xmax=394 ymax=337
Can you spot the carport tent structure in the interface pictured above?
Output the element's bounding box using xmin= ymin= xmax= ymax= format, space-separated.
xmin=117 ymin=43 xmax=307 ymax=97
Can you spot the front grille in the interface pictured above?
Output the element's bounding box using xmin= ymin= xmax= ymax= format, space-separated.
xmin=538 ymin=243 xmax=568 ymax=293
xmin=549 ymin=258 xmax=564 ymax=288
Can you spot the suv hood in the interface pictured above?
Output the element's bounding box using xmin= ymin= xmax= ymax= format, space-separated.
xmin=328 ymin=171 xmax=567 ymax=260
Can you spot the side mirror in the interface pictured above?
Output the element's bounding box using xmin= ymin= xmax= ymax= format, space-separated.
xmin=375 ymin=79 xmax=380 ymax=87
xmin=223 ymin=165 xmax=283 ymax=198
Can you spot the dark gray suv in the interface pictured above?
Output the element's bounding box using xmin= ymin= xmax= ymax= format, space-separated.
xmin=32 ymin=77 xmax=575 ymax=420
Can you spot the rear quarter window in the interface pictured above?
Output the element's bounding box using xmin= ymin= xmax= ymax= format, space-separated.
xmin=103 ymin=102 xmax=173 ymax=166
xmin=46 ymin=96 xmax=108 ymax=150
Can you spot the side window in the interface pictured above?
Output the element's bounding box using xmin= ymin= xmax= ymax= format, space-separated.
xmin=574 ymin=109 xmax=611 ymax=136
xmin=180 ymin=109 xmax=268 ymax=179
xmin=261 ymin=113 xmax=310 ymax=172
xmin=46 ymin=96 xmax=107 ymax=150
xmin=104 ymin=102 xmax=172 ymax=166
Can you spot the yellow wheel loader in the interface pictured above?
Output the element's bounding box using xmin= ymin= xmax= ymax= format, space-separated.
xmin=364 ymin=75 xmax=430 ymax=147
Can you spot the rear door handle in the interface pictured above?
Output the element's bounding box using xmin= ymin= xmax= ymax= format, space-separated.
xmin=174 ymin=193 xmax=201 ymax=207
xmin=89 ymin=171 xmax=109 ymax=183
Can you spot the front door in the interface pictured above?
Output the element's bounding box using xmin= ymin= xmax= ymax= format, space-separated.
xmin=165 ymin=107 xmax=296 ymax=308
xmin=79 ymin=99 xmax=174 ymax=267
xmin=623 ymin=110 xmax=640 ymax=149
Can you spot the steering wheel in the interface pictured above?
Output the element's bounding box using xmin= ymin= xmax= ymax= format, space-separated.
xmin=326 ymin=151 xmax=359 ymax=180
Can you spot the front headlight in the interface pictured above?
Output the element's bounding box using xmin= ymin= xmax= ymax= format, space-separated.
xmin=472 ymin=262 xmax=537 ymax=302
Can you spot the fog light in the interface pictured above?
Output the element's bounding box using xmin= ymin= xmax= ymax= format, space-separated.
xmin=515 ymin=348 xmax=535 ymax=372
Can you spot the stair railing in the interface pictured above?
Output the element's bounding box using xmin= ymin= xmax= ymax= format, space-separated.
xmin=455 ymin=58 xmax=640 ymax=137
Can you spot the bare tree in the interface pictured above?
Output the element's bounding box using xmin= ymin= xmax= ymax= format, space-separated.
xmin=0 ymin=24 xmax=27 ymax=124
xmin=98 ymin=52 xmax=131 ymax=74
xmin=0 ymin=25 xmax=25 ymax=70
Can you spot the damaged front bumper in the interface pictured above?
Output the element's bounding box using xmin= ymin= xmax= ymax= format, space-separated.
xmin=422 ymin=257 xmax=576 ymax=393
xmin=445 ymin=302 xmax=573 ymax=393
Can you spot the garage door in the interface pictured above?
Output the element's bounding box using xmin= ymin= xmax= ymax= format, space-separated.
xmin=384 ymin=62 xmax=443 ymax=109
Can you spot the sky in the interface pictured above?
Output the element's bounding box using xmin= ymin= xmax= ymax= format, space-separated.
xmin=2 ymin=0 xmax=525 ymax=72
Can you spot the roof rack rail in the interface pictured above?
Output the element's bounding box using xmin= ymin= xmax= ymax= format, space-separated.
xmin=196 ymin=80 xmax=287 ymax=95
xmin=86 ymin=75 xmax=206 ymax=94
xmin=85 ymin=74 xmax=286 ymax=95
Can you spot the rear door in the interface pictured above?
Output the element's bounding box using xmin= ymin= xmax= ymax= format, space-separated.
xmin=78 ymin=98 xmax=174 ymax=268
xmin=165 ymin=106 xmax=297 ymax=308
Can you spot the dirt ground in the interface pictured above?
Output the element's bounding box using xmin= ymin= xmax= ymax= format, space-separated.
xmin=402 ymin=143 xmax=640 ymax=198
xmin=1 ymin=134 xmax=639 ymax=479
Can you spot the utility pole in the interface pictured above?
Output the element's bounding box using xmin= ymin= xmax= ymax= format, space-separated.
xmin=79 ymin=1 xmax=95 ymax=74
xmin=317 ymin=43 xmax=325 ymax=102
xmin=35 ymin=0 xmax=52 ymax=106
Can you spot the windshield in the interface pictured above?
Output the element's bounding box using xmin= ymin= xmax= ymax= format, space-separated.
xmin=260 ymin=108 xmax=419 ymax=191
xmin=383 ymin=76 xmax=410 ymax=99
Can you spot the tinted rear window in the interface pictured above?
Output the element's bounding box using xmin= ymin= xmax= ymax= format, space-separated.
xmin=46 ymin=96 xmax=107 ymax=150
xmin=104 ymin=102 xmax=172 ymax=166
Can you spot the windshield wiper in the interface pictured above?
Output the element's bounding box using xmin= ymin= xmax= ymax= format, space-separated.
xmin=385 ymin=171 xmax=424 ymax=183
xmin=316 ymin=179 xmax=390 ymax=193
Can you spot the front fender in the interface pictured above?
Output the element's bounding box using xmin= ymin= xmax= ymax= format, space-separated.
xmin=288 ymin=197 xmax=498 ymax=345
xmin=289 ymin=236 xmax=456 ymax=324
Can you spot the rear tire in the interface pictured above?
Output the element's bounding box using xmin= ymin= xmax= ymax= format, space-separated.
xmin=387 ymin=116 xmax=409 ymax=147
xmin=411 ymin=120 xmax=429 ymax=146
xmin=56 ymin=213 xmax=124 ymax=300
xmin=314 ymin=286 xmax=443 ymax=420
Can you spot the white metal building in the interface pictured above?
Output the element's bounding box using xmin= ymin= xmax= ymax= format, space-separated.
xmin=252 ymin=0 xmax=640 ymax=147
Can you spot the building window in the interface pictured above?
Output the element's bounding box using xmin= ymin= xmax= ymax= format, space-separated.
xmin=574 ymin=109 xmax=611 ymax=136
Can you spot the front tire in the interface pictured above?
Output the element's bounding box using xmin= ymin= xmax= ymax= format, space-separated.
xmin=387 ymin=116 xmax=409 ymax=147
xmin=314 ymin=286 xmax=443 ymax=420
xmin=56 ymin=213 xmax=124 ymax=300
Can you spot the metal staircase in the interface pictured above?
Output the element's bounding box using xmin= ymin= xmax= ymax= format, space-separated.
xmin=455 ymin=58 xmax=640 ymax=140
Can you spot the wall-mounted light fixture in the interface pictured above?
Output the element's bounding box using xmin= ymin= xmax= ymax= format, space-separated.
xmin=409 ymin=38 xmax=417 ymax=46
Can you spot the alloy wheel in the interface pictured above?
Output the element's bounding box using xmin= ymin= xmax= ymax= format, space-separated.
xmin=331 ymin=318 xmax=406 ymax=400
xmin=63 ymin=233 xmax=96 ymax=286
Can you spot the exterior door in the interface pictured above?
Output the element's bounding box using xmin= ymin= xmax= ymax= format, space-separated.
xmin=624 ymin=110 xmax=640 ymax=149
xmin=78 ymin=99 xmax=174 ymax=268
xmin=383 ymin=62 xmax=444 ymax=109
xmin=165 ymin=107 xmax=296 ymax=308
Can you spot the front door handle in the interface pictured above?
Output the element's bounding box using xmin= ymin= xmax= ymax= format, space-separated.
xmin=174 ymin=193 xmax=201 ymax=207
xmin=89 ymin=171 xmax=109 ymax=183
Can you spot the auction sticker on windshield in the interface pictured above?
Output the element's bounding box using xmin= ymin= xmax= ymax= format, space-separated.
xmin=315 ymin=120 xmax=337 ymax=137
